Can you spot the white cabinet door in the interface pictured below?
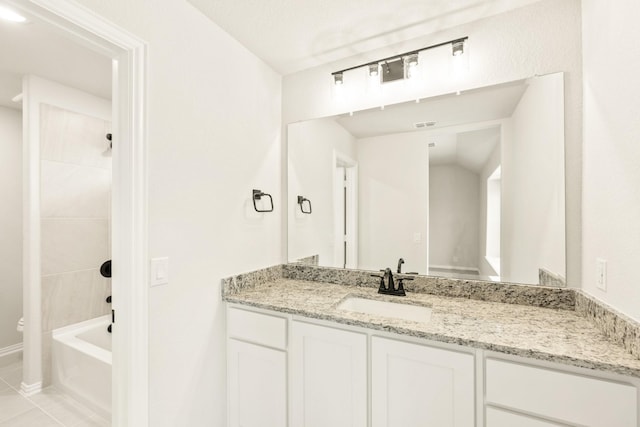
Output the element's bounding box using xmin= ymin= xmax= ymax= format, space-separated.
xmin=371 ymin=336 xmax=474 ymax=427
xmin=228 ymin=339 xmax=287 ymax=427
xmin=291 ymin=321 xmax=367 ymax=427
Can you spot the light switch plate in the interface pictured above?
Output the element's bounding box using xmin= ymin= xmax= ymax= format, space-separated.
xmin=150 ymin=257 xmax=169 ymax=287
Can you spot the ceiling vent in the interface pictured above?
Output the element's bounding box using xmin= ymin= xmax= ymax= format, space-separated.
xmin=414 ymin=121 xmax=436 ymax=129
xmin=428 ymin=142 xmax=436 ymax=148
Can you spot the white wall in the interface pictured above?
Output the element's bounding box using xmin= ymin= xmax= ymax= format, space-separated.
xmin=282 ymin=0 xmax=582 ymax=286
xmin=357 ymin=132 xmax=428 ymax=274
xmin=288 ymin=118 xmax=357 ymax=266
xmin=501 ymin=74 xmax=566 ymax=284
xmin=429 ymin=165 xmax=480 ymax=271
xmin=0 ymin=106 xmax=22 ymax=351
xmin=56 ymin=1 xmax=283 ymax=425
xmin=582 ymin=0 xmax=640 ymax=321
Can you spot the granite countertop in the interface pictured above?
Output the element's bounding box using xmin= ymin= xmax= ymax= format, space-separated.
xmin=224 ymin=277 xmax=640 ymax=378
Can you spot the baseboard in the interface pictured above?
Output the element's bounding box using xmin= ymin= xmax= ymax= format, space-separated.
xmin=20 ymin=381 xmax=42 ymax=397
xmin=0 ymin=343 xmax=22 ymax=358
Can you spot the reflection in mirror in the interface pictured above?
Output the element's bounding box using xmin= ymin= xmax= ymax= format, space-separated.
xmin=288 ymin=72 xmax=565 ymax=286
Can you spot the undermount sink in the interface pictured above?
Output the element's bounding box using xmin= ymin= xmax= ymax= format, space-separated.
xmin=337 ymin=297 xmax=432 ymax=323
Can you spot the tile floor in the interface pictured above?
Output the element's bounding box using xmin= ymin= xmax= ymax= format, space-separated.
xmin=0 ymin=354 xmax=109 ymax=427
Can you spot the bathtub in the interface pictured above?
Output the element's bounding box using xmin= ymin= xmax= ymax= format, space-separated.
xmin=52 ymin=315 xmax=111 ymax=419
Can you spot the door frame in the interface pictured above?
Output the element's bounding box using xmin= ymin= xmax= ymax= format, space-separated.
xmin=332 ymin=150 xmax=358 ymax=269
xmin=10 ymin=0 xmax=149 ymax=425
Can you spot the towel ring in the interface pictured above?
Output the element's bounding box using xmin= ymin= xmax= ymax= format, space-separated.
xmin=297 ymin=195 xmax=312 ymax=214
xmin=253 ymin=189 xmax=274 ymax=212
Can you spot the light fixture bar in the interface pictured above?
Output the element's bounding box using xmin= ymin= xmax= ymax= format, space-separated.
xmin=331 ymin=37 xmax=468 ymax=77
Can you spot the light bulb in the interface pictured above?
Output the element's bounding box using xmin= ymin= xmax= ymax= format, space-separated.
xmin=452 ymin=40 xmax=465 ymax=57
xmin=0 ymin=5 xmax=26 ymax=22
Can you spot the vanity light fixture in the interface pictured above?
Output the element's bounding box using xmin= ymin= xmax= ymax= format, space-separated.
xmin=331 ymin=36 xmax=467 ymax=86
xmin=0 ymin=5 xmax=26 ymax=22
xmin=452 ymin=40 xmax=465 ymax=56
xmin=406 ymin=53 xmax=419 ymax=68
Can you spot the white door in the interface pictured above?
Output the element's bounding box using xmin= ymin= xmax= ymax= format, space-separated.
xmin=334 ymin=167 xmax=346 ymax=268
xmin=228 ymin=339 xmax=287 ymax=427
xmin=371 ymin=337 xmax=474 ymax=427
xmin=333 ymin=151 xmax=358 ymax=269
xmin=291 ymin=321 xmax=367 ymax=427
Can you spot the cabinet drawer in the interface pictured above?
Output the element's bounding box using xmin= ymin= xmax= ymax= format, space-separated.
xmin=227 ymin=307 xmax=287 ymax=349
xmin=486 ymin=406 xmax=568 ymax=427
xmin=486 ymin=359 xmax=637 ymax=427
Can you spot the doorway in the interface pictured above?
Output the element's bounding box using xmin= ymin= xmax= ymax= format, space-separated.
xmin=2 ymin=1 xmax=148 ymax=425
xmin=333 ymin=151 xmax=358 ymax=269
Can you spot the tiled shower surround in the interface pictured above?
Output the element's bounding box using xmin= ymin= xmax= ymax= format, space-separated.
xmin=39 ymin=104 xmax=112 ymax=385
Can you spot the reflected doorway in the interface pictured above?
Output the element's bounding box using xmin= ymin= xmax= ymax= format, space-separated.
xmin=333 ymin=151 xmax=358 ymax=269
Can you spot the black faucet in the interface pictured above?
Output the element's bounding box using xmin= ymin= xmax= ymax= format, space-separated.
xmin=397 ymin=258 xmax=405 ymax=273
xmin=371 ymin=268 xmax=412 ymax=297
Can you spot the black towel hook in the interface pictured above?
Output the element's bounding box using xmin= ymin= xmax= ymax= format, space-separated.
xmin=252 ymin=189 xmax=274 ymax=212
xmin=297 ymin=195 xmax=312 ymax=214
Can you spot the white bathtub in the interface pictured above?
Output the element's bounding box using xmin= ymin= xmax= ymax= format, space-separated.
xmin=52 ymin=315 xmax=111 ymax=419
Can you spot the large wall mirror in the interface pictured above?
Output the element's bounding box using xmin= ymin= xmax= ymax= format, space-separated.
xmin=287 ymin=72 xmax=566 ymax=286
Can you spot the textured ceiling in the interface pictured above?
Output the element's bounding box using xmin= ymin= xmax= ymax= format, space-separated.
xmin=188 ymin=0 xmax=544 ymax=74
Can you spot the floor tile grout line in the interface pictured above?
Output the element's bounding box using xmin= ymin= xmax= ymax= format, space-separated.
xmin=27 ymin=400 xmax=72 ymax=427
xmin=0 ymin=393 xmax=38 ymax=426
xmin=26 ymin=388 xmax=98 ymax=427
xmin=0 ymin=377 xmax=12 ymax=390
xmin=3 ymin=374 xmax=23 ymax=394
xmin=0 ymin=407 xmax=65 ymax=427
xmin=1 ymin=360 xmax=103 ymax=427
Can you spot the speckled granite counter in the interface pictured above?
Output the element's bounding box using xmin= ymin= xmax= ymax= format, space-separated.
xmin=222 ymin=265 xmax=640 ymax=378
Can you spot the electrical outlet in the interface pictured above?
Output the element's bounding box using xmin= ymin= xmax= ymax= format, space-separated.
xmin=596 ymin=258 xmax=607 ymax=291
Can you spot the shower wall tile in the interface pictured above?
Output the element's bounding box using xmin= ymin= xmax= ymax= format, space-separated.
xmin=40 ymin=104 xmax=111 ymax=170
xmin=39 ymin=104 xmax=112 ymax=385
xmin=41 ymin=269 xmax=111 ymax=333
xmin=40 ymin=160 xmax=111 ymax=219
xmin=41 ymin=218 xmax=109 ymax=276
